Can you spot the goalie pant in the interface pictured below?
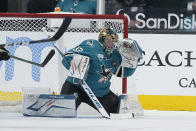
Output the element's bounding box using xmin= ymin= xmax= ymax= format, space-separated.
xmin=61 ymin=81 xmax=119 ymax=114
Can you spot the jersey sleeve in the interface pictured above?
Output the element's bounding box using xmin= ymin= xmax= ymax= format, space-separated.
xmin=115 ymin=66 xmax=136 ymax=78
xmin=62 ymin=53 xmax=73 ymax=70
xmin=122 ymin=67 xmax=136 ymax=77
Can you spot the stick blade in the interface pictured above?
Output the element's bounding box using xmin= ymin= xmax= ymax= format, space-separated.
xmin=41 ymin=49 xmax=55 ymax=67
xmin=51 ymin=16 xmax=72 ymax=41
xmin=29 ymin=16 xmax=72 ymax=44
xmin=110 ymin=113 xmax=134 ymax=120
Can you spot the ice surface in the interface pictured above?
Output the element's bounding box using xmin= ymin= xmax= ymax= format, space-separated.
xmin=0 ymin=110 xmax=196 ymax=131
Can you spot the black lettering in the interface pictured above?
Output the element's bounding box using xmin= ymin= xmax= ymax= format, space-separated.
xmin=189 ymin=78 xmax=196 ymax=88
xmin=179 ymin=78 xmax=188 ymax=88
xmin=165 ymin=51 xmax=182 ymax=67
xmin=146 ymin=51 xmax=166 ymax=66
xmin=184 ymin=51 xmax=196 ymax=67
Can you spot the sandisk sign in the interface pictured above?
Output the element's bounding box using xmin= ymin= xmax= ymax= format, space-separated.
xmin=135 ymin=13 xmax=196 ymax=30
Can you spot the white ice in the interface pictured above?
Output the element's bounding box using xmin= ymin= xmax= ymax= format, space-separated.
xmin=0 ymin=109 xmax=196 ymax=131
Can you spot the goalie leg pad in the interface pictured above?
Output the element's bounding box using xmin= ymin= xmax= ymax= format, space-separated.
xmin=117 ymin=94 xmax=144 ymax=118
xmin=22 ymin=94 xmax=77 ymax=118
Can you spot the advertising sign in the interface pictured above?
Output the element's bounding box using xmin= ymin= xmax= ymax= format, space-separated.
xmin=105 ymin=0 xmax=196 ymax=32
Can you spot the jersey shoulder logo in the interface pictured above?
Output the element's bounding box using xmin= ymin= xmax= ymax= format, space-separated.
xmin=87 ymin=40 xmax=94 ymax=47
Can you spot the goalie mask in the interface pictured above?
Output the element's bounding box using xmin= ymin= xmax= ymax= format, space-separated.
xmin=98 ymin=28 xmax=118 ymax=56
xmin=118 ymin=38 xmax=143 ymax=61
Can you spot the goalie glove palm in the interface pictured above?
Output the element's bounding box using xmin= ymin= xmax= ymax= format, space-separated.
xmin=117 ymin=38 xmax=143 ymax=68
xmin=0 ymin=47 xmax=10 ymax=61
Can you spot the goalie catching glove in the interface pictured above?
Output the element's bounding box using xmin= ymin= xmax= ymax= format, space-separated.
xmin=0 ymin=47 xmax=10 ymax=61
xmin=116 ymin=38 xmax=143 ymax=68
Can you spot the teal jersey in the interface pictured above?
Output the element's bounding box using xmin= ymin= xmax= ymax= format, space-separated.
xmin=62 ymin=39 xmax=136 ymax=97
xmin=55 ymin=0 xmax=97 ymax=14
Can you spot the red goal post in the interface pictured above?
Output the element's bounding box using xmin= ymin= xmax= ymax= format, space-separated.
xmin=0 ymin=13 xmax=128 ymax=111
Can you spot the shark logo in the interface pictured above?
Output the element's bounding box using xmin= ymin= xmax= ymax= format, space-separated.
xmin=97 ymin=65 xmax=113 ymax=83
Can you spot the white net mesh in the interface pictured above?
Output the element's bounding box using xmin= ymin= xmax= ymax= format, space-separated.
xmin=0 ymin=14 xmax=127 ymax=112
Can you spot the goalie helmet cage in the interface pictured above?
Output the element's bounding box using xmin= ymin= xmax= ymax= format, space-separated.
xmin=0 ymin=13 xmax=128 ymax=112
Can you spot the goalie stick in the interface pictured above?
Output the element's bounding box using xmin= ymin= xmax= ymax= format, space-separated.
xmin=80 ymin=80 xmax=110 ymax=119
xmin=9 ymin=49 xmax=55 ymax=67
xmin=41 ymin=27 xmax=65 ymax=57
xmin=0 ymin=16 xmax=72 ymax=48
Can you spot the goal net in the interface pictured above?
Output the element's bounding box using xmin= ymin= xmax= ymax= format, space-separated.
xmin=0 ymin=13 xmax=128 ymax=112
